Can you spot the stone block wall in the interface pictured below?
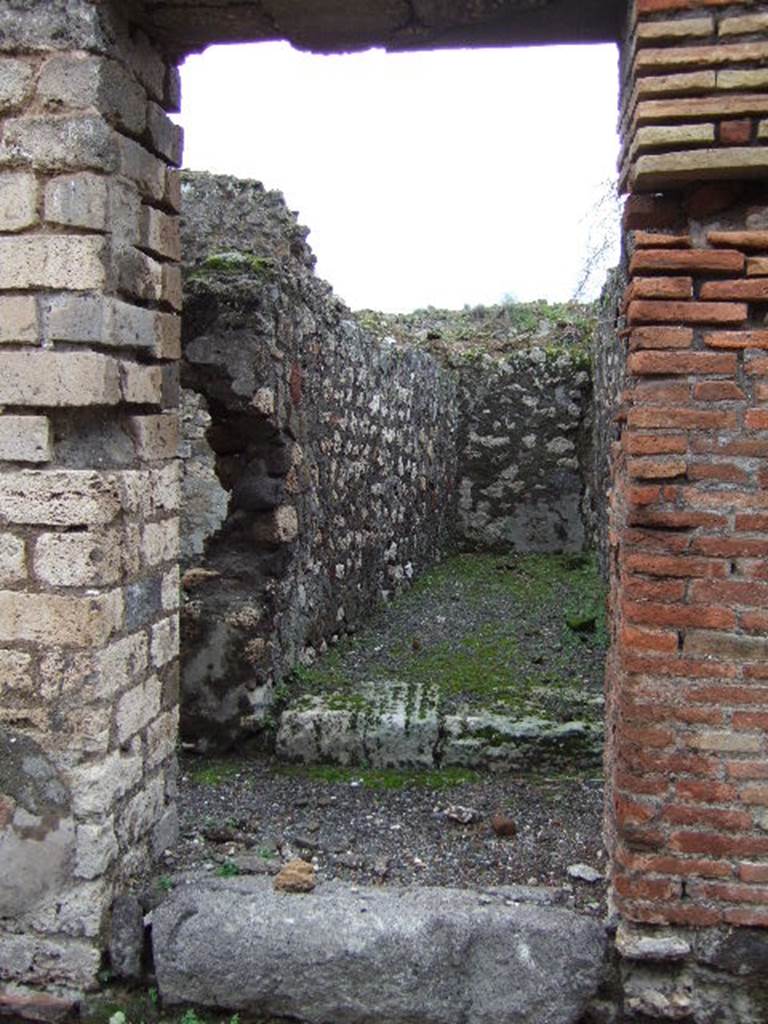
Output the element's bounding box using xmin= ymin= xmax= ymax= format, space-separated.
xmin=177 ymin=173 xmax=458 ymax=750
xmin=356 ymin=304 xmax=600 ymax=554
xmin=0 ymin=1 xmax=182 ymax=1002
xmin=455 ymin=348 xmax=593 ymax=554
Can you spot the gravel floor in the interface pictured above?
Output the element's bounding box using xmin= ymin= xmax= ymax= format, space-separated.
xmin=152 ymin=754 xmax=608 ymax=917
xmin=150 ymin=553 xmax=609 ymax=920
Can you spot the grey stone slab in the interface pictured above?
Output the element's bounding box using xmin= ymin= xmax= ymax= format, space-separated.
xmin=153 ymin=876 xmax=606 ymax=1024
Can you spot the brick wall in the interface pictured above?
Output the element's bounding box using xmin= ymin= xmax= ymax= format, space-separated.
xmin=0 ymin=0 xmax=182 ymax=999
xmin=607 ymin=0 xmax=768 ymax=935
xmin=620 ymin=0 xmax=768 ymax=191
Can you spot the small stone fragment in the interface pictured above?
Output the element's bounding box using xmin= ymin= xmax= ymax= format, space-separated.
xmin=444 ymin=804 xmax=481 ymax=825
xmin=491 ymin=813 xmax=517 ymax=838
xmin=566 ymin=863 xmax=603 ymax=884
xmin=231 ymin=853 xmax=280 ymax=876
xmin=274 ymin=858 xmax=316 ymax=893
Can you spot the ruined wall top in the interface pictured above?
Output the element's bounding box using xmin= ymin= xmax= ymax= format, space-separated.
xmin=139 ymin=0 xmax=627 ymax=57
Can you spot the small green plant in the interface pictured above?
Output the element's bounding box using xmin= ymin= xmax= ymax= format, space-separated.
xmin=257 ymin=847 xmax=276 ymax=860
xmin=215 ymin=861 xmax=240 ymax=878
xmin=180 ymin=1011 xmax=205 ymax=1024
xmin=158 ymin=875 xmax=174 ymax=893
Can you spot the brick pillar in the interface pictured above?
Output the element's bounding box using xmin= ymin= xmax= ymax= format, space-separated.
xmin=0 ymin=0 xmax=182 ymax=1001
xmin=609 ymin=0 xmax=768 ymax=931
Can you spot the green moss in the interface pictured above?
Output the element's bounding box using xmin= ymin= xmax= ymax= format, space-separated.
xmin=281 ymin=764 xmax=480 ymax=790
xmin=288 ymin=552 xmax=607 ymax=727
xmin=191 ymin=250 xmax=274 ymax=281
xmin=189 ymin=760 xmax=240 ymax=786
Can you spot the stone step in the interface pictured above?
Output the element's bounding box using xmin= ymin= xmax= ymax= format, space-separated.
xmin=275 ymin=681 xmax=603 ymax=771
xmin=152 ymin=876 xmax=606 ymax=1024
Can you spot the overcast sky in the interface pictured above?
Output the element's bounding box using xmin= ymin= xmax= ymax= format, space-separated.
xmin=178 ymin=41 xmax=620 ymax=312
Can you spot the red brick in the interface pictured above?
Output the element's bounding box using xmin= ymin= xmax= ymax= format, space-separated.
xmin=684 ymin=629 xmax=768 ymax=662
xmin=718 ymin=119 xmax=752 ymax=146
xmin=734 ymin=711 xmax=768 ymax=731
xmin=688 ymin=462 xmax=748 ymax=484
xmin=691 ymin=436 xmax=768 ymax=456
xmin=690 ymin=579 xmax=768 ymax=606
xmin=693 ymin=881 xmax=768 ymax=904
xmin=689 ymin=685 xmax=768 ymax=707
xmin=630 ymin=249 xmax=744 ymax=274
xmin=624 ymin=577 xmax=687 ymax=602
xmin=625 ymin=553 xmax=727 ymax=578
xmin=619 ymin=722 xmax=677 ymax=748
xmin=670 ymin=832 xmax=768 ymax=857
xmin=623 ymin=600 xmax=736 ymax=630
xmin=624 ymin=434 xmax=688 ymax=455
xmin=662 ymin=805 xmax=752 ymax=831
xmin=615 ymin=792 xmax=660 ymax=825
xmin=627 ymin=484 xmax=662 ymax=506
xmin=741 ymin=610 xmax=768 ymax=633
xmin=614 ymin=875 xmax=682 ymax=901
xmin=622 ymin=902 xmax=723 ymax=927
xmin=633 ymin=232 xmax=692 ymax=249
xmin=629 ymin=326 xmax=694 ymax=350
xmin=675 ymin=780 xmax=737 ymax=804
xmin=627 ymin=457 xmax=687 ymax=479
xmin=736 ymin=513 xmax=768 ymax=532
xmin=618 ymin=849 xmax=734 ymax=879
xmin=629 ymin=381 xmax=692 ymax=405
xmin=621 ymin=623 xmax=680 ymax=654
xmin=622 ymin=652 xmax=738 ymax=679
xmin=627 ymin=276 xmax=694 ymax=302
xmin=693 ymin=381 xmax=745 ymax=401
xmin=701 ymin=279 xmax=768 ymax=301
xmin=725 ymin=907 xmax=768 ymax=927
xmin=619 ymin=825 xmax=667 ymax=852
xmin=623 ymin=193 xmax=683 ymax=230
xmin=628 ymin=509 xmax=726 ymax=530
xmin=705 ymin=330 xmax=768 ymax=350
xmin=629 ymin=351 xmax=738 ymax=375
xmin=756 ymin=383 xmax=768 ymax=401
xmin=674 ymin=705 xmax=725 ymax=725
xmin=708 ymin=230 xmax=768 ymax=251
xmin=746 ymin=409 xmax=768 ymax=429
xmin=628 ymin=299 xmax=747 ymax=326
xmin=745 ymin=664 xmax=768 ymax=680
xmin=628 ymin=407 xmax=738 ymax=429
xmin=620 ymin=698 xmax=713 ymax=726
xmin=746 ymin=356 xmax=768 ymax=375
xmin=616 ymin=767 xmax=671 ymax=796
xmin=739 ymin=785 xmax=768 ymax=806
xmin=739 ymin=559 xmax=768 ymax=580
xmin=728 ymin=759 xmax=768 ymax=779
xmin=693 ymin=536 xmax=768 ymax=557
xmin=631 ymin=749 xmax=721 ymax=777
xmin=684 ymin=489 xmax=768 ymax=510
xmin=685 ymin=183 xmax=745 ymax=220
xmin=739 ymin=863 xmax=768 ymax=883
xmin=625 ymin=528 xmax=690 ymax=554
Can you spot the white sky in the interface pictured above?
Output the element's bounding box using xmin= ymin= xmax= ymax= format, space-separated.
xmin=178 ymin=42 xmax=621 ymax=313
